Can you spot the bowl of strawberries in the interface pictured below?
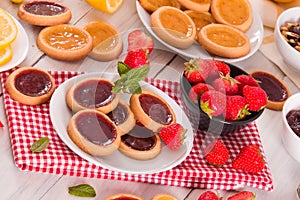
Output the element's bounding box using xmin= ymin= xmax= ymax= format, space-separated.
xmin=180 ymin=58 xmax=266 ymax=134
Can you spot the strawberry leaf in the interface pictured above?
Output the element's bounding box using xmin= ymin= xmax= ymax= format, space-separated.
xmin=112 ymin=64 xmax=149 ymax=94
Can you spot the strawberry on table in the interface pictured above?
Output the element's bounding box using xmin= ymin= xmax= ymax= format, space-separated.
xmin=225 ymin=95 xmax=250 ymax=121
xmin=158 ymin=123 xmax=186 ymax=150
xmin=213 ymin=73 xmax=239 ymax=95
xmin=227 ymin=191 xmax=256 ymax=200
xmin=198 ymin=190 xmax=220 ymax=200
xmin=232 ymin=144 xmax=265 ymax=173
xmin=123 ymin=49 xmax=149 ymax=69
xmin=200 ymin=90 xmax=226 ymax=118
xmin=0 ymin=120 xmax=4 ymax=128
xmin=189 ymin=83 xmax=214 ymax=103
xmin=204 ymin=139 xmax=229 ymax=166
xmin=184 ymin=58 xmax=209 ymax=84
xmin=234 ymin=74 xmax=259 ymax=95
xmin=127 ymin=29 xmax=154 ymax=54
xmin=242 ymin=85 xmax=267 ymax=111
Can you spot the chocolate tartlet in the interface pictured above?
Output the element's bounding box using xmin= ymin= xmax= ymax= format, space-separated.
xmin=66 ymin=78 xmax=120 ymax=114
xmin=5 ymin=67 xmax=55 ymax=105
xmin=18 ymin=0 xmax=72 ymax=26
xmin=119 ymin=121 xmax=162 ymax=160
xmin=251 ymin=70 xmax=291 ymax=111
xmin=67 ymin=109 xmax=121 ymax=156
xmin=130 ymin=90 xmax=176 ymax=132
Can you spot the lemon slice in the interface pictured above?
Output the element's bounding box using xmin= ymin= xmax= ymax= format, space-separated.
xmin=85 ymin=0 xmax=124 ymax=14
xmin=0 ymin=46 xmax=13 ymax=66
xmin=0 ymin=8 xmax=18 ymax=49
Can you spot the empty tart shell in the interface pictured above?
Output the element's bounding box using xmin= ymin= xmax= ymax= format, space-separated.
xmin=67 ymin=109 xmax=121 ymax=156
xmin=210 ymin=0 xmax=253 ymax=32
xmin=107 ymin=100 xmax=135 ymax=136
xmin=105 ymin=193 xmax=144 ymax=200
xmin=184 ymin=10 xmax=216 ymax=40
xmin=251 ymin=70 xmax=291 ymax=111
xmin=130 ymin=89 xmax=176 ymax=132
xmin=138 ymin=0 xmax=181 ymax=13
xmin=37 ymin=24 xmax=93 ymax=61
xmin=5 ymin=67 xmax=55 ymax=105
xmin=198 ymin=23 xmax=250 ymax=58
xmin=119 ymin=121 xmax=162 ymax=160
xmin=177 ymin=0 xmax=210 ymax=12
xmin=83 ymin=21 xmax=123 ymax=61
xmin=18 ymin=0 xmax=72 ymax=26
xmin=66 ymin=78 xmax=120 ymax=114
xmin=150 ymin=6 xmax=196 ymax=49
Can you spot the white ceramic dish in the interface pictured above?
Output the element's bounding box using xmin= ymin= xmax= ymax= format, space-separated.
xmin=282 ymin=92 xmax=300 ymax=163
xmin=0 ymin=15 xmax=29 ymax=72
xmin=49 ymin=72 xmax=194 ymax=174
xmin=274 ymin=7 xmax=300 ymax=73
xmin=136 ymin=2 xmax=264 ymax=63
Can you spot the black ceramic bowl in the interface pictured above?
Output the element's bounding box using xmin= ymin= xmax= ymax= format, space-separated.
xmin=180 ymin=62 xmax=264 ymax=135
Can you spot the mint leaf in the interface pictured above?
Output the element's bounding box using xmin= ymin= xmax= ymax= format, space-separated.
xmin=112 ymin=65 xmax=149 ymax=94
xmin=68 ymin=184 xmax=96 ymax=197
xmin=117 ymin=61 xmax=131 ymax=76
xmin=30 ymin=137 xmax=50 ymax=153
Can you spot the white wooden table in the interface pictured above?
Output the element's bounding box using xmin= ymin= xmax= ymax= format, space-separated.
xmin=0 ymin=0 xmax=300 ymax=199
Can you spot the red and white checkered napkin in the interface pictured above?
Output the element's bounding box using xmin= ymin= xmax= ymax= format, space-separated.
xmin=0 ymin=69 xmax=273 ymax=191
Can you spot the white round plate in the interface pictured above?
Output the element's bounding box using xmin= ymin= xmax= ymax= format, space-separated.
xmin=49 ymin=72 xmax=194 ymax=174
xmin=0 ymin=15 xmax=29 ymax=72
xmin=136 ymin=2 xmax=264 ymax=63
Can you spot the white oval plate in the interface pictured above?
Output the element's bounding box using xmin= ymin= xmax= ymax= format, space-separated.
xmin=136 ymin=2 xmax=264 ymax=63
xmin=49 ymin=72 xmax=194 ymax=174
xmin=0 ymin=15 xmax=29 ymax=72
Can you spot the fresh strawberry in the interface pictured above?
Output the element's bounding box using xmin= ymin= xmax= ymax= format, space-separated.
xmin=127 ymin=29 xmax=154 ymax=54
xmin=189 ymin=83 xmax=214 ymax=103
xmin=234 ymin=75 xmax=259 ymax=95
xmin=158 ymin=123 xmax=186 ymax=150
xmin=213 ymin=74 xmax=239 ymax=95
xmin=232 ymin=145 xmax=265 ymax=173
xmin=184 ymin=58 xmax=209 ymax=84
xmin=242 ymin=85 xmax=267 ymax=111
xmin=0 ymin=121 xmax=4 ymax=128
xmin=207 ymin=60 xmax=231 ymax=79
xmin=123 ymin=49 xmax=149 ymax=69
xmin=225 ymin=95 xmax=250 ymax=121
xmin=198 ymin=190 xmax=220 ymax=200
xmin=227 ymin=191 xmax=256 ymax=200
xmin=204 ymin=139 xmax=229 ymax=166
xmin=200 ymin=90 xmax=227 ymax=118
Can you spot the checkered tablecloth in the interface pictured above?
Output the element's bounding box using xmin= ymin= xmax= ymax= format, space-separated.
xmin=0 ymin=68 xmax=273 ymax=191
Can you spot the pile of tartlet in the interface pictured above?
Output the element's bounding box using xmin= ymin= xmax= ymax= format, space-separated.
xmin=140 ymin=0 xmax=253 ymax=58
xmin=18 ymin=0 xmax=123 ymax=61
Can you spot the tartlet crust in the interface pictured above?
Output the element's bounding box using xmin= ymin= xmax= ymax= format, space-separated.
xmin=177 ymin=0 xmax=210 ymax=12
xmin=138 ymin=0 xmax=181 ymax=13
xmin=5 ymin=67 xmax=56 ymax=106
xmin=66 ymin=78 xmax=120 ymax=114
xmin=67 ymin=109 xmax=121 ymax=156
xmin=129 ymin=89 xmax=176 ymax=132
xmin=105 ymin=193 xmax=144 ymax=200
xmin=18 ymin=0 xmax=72 ymax=26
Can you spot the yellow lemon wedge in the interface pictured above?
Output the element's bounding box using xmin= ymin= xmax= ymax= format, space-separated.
xmin=85 ymin=0 xmax=124 ymax=14
xmin=11 ymin=0 xmax=23 ymax=3
xmin=0 ymin=46 xmax=13 ymax=66
xmin=0 ymin=8 xmax=18 ymax=49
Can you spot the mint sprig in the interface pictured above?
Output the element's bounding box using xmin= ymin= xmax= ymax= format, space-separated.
xmin=112 ymin=62 xmax=149 ymax=94
xmin=68 ymin=184 xmax=96 ymax=197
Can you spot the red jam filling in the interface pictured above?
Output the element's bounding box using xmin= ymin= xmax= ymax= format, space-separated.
xmin=75 ymin=111 xmax=117 ymax=146
xmin=252 ymin=72 xmax=288 ymax=102
xmin=121 ymin=122 xmax=156 ymax=151
xmin=139 ymin=94 xmax=173 ymax=125
xmin=24 ymin=1 xmax=66 ymax=16
xmin=286 ymin=109 xmax=300 ymax=138
xmin=74 ymin=79 xmax=115 ymax=108
xmin=107 ymin=103 xmax=128 ymax=125
xmin=14 ymin=69 xmax=52 ymax=97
